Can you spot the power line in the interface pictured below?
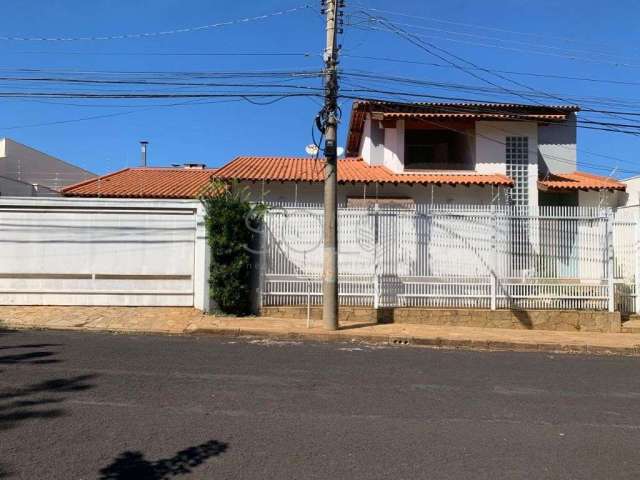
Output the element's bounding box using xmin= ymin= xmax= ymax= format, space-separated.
xmin=352 ymin=12 xmax=640 ymax=135
xmin=6 ymin=51 xmax=320 ymax=57
xmin=354 ymin=5 xmax=632 ymax=55
xmin=338 ymin=90 xmax=640 ymax=140
xmin=347 ymin=13 xmax=640 ymax=64
xmin=0 ymin=5 xmax=313 ymax=41
xmin=340 ymin=71 xmax=640 ymax=113
xmin=350 ymin=23 xmax=640 ymax=69
xmin=0 ymin=95 xmax=312 ymax=131
xmin=342 ymin=54 xmax=640 ymax=87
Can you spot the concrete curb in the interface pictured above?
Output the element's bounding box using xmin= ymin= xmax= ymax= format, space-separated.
xmin=188 ymin=327 xmax=640 ymax=357
xmin=4 ymin=322 xmax=640 ymax=356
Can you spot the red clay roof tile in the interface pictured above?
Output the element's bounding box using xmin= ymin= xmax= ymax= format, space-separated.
xmin=538 ymin=172 xmax=625 ymax=191
xmin=214 ymin=156 xmax=514 ymax=187
xmin=62 ymin=167 xmax=217 ymax=198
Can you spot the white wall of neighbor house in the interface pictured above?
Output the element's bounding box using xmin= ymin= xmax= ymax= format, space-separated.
xmin=475 ymin=121 xmax=539 ymax=208
xmin=0 ymin=197 xmax=211 ymax=311
xmin=239 ymin=180 xmax=497 ymax=205
xmin=618 ymin=177 xmax=640 ymax=207
xmin=0 ymin=138 xmax=95 ymax=191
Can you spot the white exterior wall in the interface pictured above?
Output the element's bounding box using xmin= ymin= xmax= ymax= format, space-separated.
xmin=360 ymin=116 xmax=386 ymax=166
xmin=0 ymin=197 xmax=211 ymax=311
xmin=476 ymin=121 xmax=539 ymax=208
xmin=0 ymin=138 xmax=95 ymax=191
xmin=382 ymin=119 xmax=405 ymax=173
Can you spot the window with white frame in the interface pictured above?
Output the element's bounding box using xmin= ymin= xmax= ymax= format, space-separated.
xmin=505 ymin=136 xmax=529 ymax=206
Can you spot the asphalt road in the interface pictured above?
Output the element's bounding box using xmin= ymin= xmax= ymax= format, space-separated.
xmin=2 ymin=329 xmax=640 ymax=479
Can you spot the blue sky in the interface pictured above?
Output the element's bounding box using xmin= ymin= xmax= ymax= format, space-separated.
xmin=0 ymin=0 xmax=638 ymax=180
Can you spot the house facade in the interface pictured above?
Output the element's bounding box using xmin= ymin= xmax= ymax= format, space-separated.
xmin=214 ymin=100 xmax=625 ymax=207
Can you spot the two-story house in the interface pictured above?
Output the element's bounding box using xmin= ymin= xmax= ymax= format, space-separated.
xmin=214 ymin=99 xmax=625 ymax=206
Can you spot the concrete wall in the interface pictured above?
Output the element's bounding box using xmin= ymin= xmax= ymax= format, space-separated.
xmin=476 ymin=121 xmax=539 ymax=207
xmin=261 ymin=306 xmax=621 ymax=333
xmin=538 ymin=114 xmax=577 ymax=175
xmin=0 ymin=197 xmax=210 ymax=311
xmin=0 ymin=138 xmax=95 ymax=191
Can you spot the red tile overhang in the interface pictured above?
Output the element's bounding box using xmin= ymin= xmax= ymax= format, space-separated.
xmin=538 ymin=172 xmax=625 ymax=192
xmin=214 ymin=156 xmax=513 ymax=187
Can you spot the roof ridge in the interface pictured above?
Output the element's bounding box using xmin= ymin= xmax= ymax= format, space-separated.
xmin=128 ymin=166 xmax=217 ymax=171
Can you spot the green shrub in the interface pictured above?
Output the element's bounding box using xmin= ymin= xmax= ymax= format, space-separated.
xmin=201 ymin=180 xmax=266 ymax=315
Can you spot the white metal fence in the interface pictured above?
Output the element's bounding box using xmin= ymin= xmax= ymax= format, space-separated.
xmin=259 ymin=203 xmax=636 ymax=312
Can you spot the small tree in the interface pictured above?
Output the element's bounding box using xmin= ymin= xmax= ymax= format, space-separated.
xmin=200 ymin=180 xmax=266 ymax=315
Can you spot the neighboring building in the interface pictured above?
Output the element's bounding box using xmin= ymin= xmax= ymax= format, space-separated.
xmin=619 ymin=175 xmax=640 ymax=207
xmin=214 ymin=100 xmax=625 ymax=207
xmin=62 ymin=165 xmax=218 ymax=199
xmin=0 ymin=138 xmax=96 ymax=196
xmin=0 ymin=175 xmax=59 ymax=197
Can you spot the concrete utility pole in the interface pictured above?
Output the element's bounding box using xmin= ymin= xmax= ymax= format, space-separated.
xmin=322 ymin=0 xmax=341 ymax=330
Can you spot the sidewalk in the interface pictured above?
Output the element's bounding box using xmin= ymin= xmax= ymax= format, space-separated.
xmin=1 ymin=306 xmax=640 ymax=356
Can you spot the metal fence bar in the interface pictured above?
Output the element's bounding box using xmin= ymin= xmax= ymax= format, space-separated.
xmin=607 ymin=210 xmax=615 ymax=313
xmin=261 ymin=203 xmax=629 ymax=312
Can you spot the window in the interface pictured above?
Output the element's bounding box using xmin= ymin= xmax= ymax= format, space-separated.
xmin=404 ymin=130 xmax=463 ymax=169
xmin=505 ymin=136 xmax=529 ymax=206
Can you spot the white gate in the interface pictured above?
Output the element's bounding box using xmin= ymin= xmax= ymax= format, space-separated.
xmin=261 ymin=204 xmax=614 ymax=311
xmin=0 ymin=197 xmax=210 ymax=308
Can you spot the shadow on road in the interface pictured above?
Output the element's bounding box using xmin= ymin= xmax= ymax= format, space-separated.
xmin=0 ymin=349 xmax=60 ymax=365
xmin=0 ymin=336 xmax=97 ymax=431
xmin=99 ymin=440 xmax=228 ymax=480
xmin=0 ymin=374 xmax=97 ymax=431
xmin=0 ymin=335 xmax=99 ymax=477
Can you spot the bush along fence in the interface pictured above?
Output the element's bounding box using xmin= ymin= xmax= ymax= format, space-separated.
xmin=201 ymin=181 xmax=265 ymax=315
xmin=258 ymin=203 xmax=640 ymax=314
